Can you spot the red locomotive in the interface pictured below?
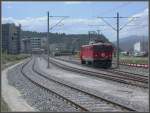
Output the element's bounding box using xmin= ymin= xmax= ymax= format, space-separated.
xmin=80 ymin=42 xmax=114 ymax=68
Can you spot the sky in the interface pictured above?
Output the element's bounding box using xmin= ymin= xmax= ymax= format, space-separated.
xmin=2 ymin=1 xmax=149 ymax=42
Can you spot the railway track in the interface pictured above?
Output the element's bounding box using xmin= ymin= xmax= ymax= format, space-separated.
xmin=21 ymin=58 xmax=88 ymax=112
xmin=54 ymin=55 xmax=148 ymax=69
xmin=43 ymin=56 xmax=148 ymax=88
xmin=54 ymin=56 xmax=148 ymax=77
xmin=20 ymin=56 xmax=136 ymax=112
xmin=112 ymin=61 xmax=148 ymax=69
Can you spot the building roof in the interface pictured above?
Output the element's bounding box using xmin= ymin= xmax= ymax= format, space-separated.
xmin=81 ymin=42 xmax=112 ymax=47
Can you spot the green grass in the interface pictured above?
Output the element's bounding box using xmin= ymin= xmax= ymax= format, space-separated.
xmin=1 ymin=53 xmax=30 ymax=64
xmin=1 ymin=98 xmax=11 ymax=112
xmin=75 ymin=53 xmax=148 ymax=64
xmin=1 ymin=53 xmax=31 ymax=112
xmin=114 ymin=55 xmax=148 ymax=64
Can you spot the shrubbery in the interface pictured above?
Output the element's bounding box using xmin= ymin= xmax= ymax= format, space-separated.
xmin=1 ymin=53 xmax=30 ymax=64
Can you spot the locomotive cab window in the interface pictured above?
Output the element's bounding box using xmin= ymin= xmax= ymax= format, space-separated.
xmin=93 ymin=45 xmax=113 ymax=51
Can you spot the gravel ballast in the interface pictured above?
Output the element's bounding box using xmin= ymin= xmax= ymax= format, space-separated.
xmin=55 ymin=56 xmax=149 ymax=76
xmin=5 ymin=56 xmax=149 ymax=112
xmin=7 ymin=60 xmax=81 ymax=112
xmin=2 ymin=61 xmax=35 ymax=111
xmin=38 ymin=56 xmax=149 ymax=112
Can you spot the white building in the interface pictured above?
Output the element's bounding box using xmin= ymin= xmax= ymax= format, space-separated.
xmin=30 ymin=37 xmax=41 ymax=52
xmin=134 ymin=41 xmax=141 ymax=53
xmin=31 ymin=37 xmax=41 ymax=49
xmin=21 ymin=37 xmax=31 ymax=53
xmin=41 ymin=37 xmax=47 ymax=48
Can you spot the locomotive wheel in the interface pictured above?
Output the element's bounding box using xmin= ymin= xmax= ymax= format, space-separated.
xmin=106 ymin=60 xmax=112 ymax=68
xmin=92 ymin=60 xmax=98 ymax=67
xmin=81 ymin=60 xmax=86 ymax=64
xmin=88 ymin=61 xmax=92 ymax=65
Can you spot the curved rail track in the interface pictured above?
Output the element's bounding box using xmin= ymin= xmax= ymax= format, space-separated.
xmin=20 ymin=56 xmax=136 ymax=112
xmin=43 ymin=56 xmax=148 ymax=88
xmin=21 ymin=58 xmax=88 ymax=112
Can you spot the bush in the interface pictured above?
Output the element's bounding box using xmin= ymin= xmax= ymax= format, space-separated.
xmin=1 ymin=53 xmax=30 ymax=64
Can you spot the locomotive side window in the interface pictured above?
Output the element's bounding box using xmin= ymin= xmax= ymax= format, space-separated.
xmin=94 ymin=45 xmax=113 ymax=51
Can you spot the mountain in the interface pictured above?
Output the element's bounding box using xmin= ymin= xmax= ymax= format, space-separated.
xmin=113 ymin=35 xmax=148 ymax=52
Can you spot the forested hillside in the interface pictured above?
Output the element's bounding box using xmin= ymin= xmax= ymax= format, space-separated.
xmin=21 ymin=31 xmax=110 ymax=51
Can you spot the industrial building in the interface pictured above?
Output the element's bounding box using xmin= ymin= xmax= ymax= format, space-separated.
xmin=30 ymin=37 xmax=41 ymax=50
xmin=2 ymin=23 xmax=21 ymax=54
xmin=21 ymin=37 xmax=31 ymax=53
xmin=133 ymin=41 xmax=148 ymax=56
xmin=21 ymin=37 xmax=43 ymax=54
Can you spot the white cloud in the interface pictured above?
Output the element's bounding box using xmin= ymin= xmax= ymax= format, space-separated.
xmin=91 ymin=8 xmax=149 ymax=41
xmin=64 ymin=1 xmax=91 ymax=4
xmin=120 ymin=8 xmax=148 ymax=37
xmin=2 ymin=1 xmax=13 ymax=9
xmin=2 ymin=8 xmax=148 ymax=40
xmin=2 ymin=16 xmax=102 ymax=33
xmin=2 ymin=1 xmax=14 ymax=4
xmin=7 ymin=5 xmax=12 ymax=9
xmin=131 ymin=8 xmax=148 ymax=18
xmin=64 ymin=2 xmax=82 ymax=4
xmin=2 ymin=16 xmax=46 ymax=31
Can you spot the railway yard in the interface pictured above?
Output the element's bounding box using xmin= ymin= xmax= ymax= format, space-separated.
xmin=2 ymin=1 xmax=149 ymax=112
xmin=2 ymin=54 xmax=149 ymax=112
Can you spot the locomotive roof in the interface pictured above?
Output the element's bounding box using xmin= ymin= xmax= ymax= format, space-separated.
xmin=81 ymin=42 xmax=112 ymax=47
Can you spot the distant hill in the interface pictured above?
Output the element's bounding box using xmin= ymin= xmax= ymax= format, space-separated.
xmin=113 ymin=35 xmax=148 ymax=52
xmin=21 ymin=31 xmax=110 ymax=51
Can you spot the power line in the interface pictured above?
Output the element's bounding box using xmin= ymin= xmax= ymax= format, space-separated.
xmin=122 ymin=24 xmax=147 ymax=26
xmin=88 ymin=24 xmax=105 ymax=33
xmin=100 ymin=18 xmax=116 ymax=31
xmin=88 ymin=25 xmax=105 ymax=27
xmin=119 ymin=18 xmax=136 ymax=30
xmin=121 ymin=26 xmax=148 ymax=32
xmin=47 ymin=11 xmax=69 ymax=68
xmin=49 ymin=19 xmax=65 ymax=30
xmin=97 ymin=12 xmax=139 ymax=68
xmin=100 ymin=2 xmax=131 ymax=15
xmin=49 ymin=16 xmax=69 ymax=30
xmin=47 ymin=11 xmax=50 ymax=68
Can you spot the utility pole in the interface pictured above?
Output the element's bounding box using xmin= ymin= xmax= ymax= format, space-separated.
xmin=88 ymin=31 xmax=91 ymax=42
xmin=47 ymin=11 xmax=50 ymax=68
xmin=97 ymin=12 xmax=139 ymax=68
xmin=46 ymin=11 xmax=69 ymax=68
xmin=116 ymin=12 xmax=119 ymax=68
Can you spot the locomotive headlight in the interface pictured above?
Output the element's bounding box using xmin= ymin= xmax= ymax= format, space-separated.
xmin=101 ymin=53 xmax=105 ymax=57
xmin=94 ymin=54 xmax=98 ymax=57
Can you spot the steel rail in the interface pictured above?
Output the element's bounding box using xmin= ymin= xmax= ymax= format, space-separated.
xmin=55 ymin=57 xmax=148 ymax=78
xmin=33 ymin=56 xmax=136 ymax=112
xmin=112 ymin=62 xmax=148 ymax=69
xmin=45 ymin=56 xmax=148 ymax=88
xmin=54 ymin=57 xmax=148 ymax=81
xmin=21 ymin=57 xmax=89 ymax=112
